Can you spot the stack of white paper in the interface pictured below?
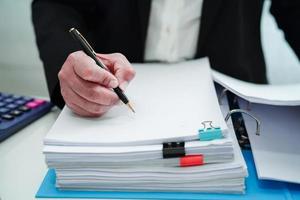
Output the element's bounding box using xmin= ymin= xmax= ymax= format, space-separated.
xmin=43 ymin=59 xmax=248 ymax=193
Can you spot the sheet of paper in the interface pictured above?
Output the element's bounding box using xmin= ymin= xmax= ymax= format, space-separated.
xmin=212 ymin=70 xmax=300 ymax=106
xmin=239 ymin=100 xmax=300 ymax=184
xmin=45 ymin=58 xmax=227 ymax=146
xmin=43 ymin=138 xmax=233 ymax=154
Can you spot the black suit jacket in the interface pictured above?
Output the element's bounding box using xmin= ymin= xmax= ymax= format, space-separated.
xmin=31 ymin=0 xmax=300 ymax=108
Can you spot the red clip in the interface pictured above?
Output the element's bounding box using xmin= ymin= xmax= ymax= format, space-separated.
xmin=180 ymin=155 xmax=204 ymax=167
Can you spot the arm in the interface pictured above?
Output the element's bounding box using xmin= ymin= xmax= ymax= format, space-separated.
xmin=32 ymin=0 xmax=135 ymax=116
xmin=31 ymin=0 xmax=88 ymax=108
xmin=270 ymin=0 xmax=300 ymax=60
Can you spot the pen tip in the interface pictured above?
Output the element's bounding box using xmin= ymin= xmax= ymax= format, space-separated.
xmin=127 ymin=102 xmax=135 ymax=113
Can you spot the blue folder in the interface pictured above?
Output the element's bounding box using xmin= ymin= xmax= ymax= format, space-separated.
xmin=36 ymin=151 xmax=300 ymax=199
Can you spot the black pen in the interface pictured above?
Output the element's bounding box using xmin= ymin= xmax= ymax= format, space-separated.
xmin=69 ymin=28 xmax=135 ymax=113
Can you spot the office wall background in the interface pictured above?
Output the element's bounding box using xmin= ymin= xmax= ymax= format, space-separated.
xmin=0 ymin=0 xmax=299 ymax=98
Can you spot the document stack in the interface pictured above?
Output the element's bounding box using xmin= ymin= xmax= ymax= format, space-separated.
xmin=43 ymin=59 xmax=248 ymax=193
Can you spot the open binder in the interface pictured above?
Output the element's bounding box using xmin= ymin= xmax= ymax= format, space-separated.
xmin=214 ymin=71 xmax=300 ymax=184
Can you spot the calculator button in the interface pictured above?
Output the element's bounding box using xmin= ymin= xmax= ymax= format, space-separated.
xmin=23 ymin=97 xmax=33 ymax=102
xmin=0 ymin=108 xmax=9 ymax=114
xmin=12 ymin=95 xmax=22 ymax=100
xmin=15 ymin=100 xmax=26 ymax=105
xmin=26 ymin=102 xmax=39 ymax=109
xmin=18 ymin=106 xmax=31 ymax=112
xmin=1 ymin=93 xmax=12 ymax=98
xmin=0 ymin=102 xmax=5 ymax=107
xmin=10 ymin=110 xmax=23 ymax=116
xmin=4 ymin=98 xmax=14 ymax=103
xmin=1 ymin=114 xmax=14 ymax=120
xmin=26 ymin=101 xmax=39 ymax=109
xmin=33 ymin=99 xmax=46 ymax=106
xmin=6 ymin=104 xmax=18 ymax=110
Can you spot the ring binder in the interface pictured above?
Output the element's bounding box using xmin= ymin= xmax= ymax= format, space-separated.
xmin=225 ymin=91 xmax=251 ymax=149
xmin=225 ymin=109 xmax=261 ymax=136
xmin=163 ymin=142 xmax=185 ymax=158
xmin=246 ymin=101 xmax=252 ymax=111
xmin=198 ymin=121 xmax=223 ymax=141
xmin=218 ymin=88 xmax=228 ymax=105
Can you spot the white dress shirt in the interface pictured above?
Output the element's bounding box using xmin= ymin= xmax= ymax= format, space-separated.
xmin=144 ymin=0 xmax=204 ymax=63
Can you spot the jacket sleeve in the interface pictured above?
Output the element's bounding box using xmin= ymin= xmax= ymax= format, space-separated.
xmin=270 ymin=0 xmax=300 ymax=60
xmin=31 ymin=0 xmax=88 ymax=108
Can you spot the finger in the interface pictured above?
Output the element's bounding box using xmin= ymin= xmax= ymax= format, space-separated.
xmin=69 ymin=51 xmax=119 ymax=88
xmin=59 ymin=61 xmax=119 ymax=106
xmin=60 ymin=82 xmax=112 ymax=116
xmin=66 ymin=70 xmax=119 ymax=106
xmin=68 ymin=102 xmax=111 ymax=118
xmin=68 ymin=102 xmax=99 ymax=117
xmin=119 ymin=81 xmax=129 ymax=91
xmin=96 ymin=53 xmax=135 ymax=86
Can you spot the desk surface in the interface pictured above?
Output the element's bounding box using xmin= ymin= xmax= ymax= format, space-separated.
xmin=1 ymin=91 xmax=300 ymax=200
xmin=0 ymin=109 xmax=60 ymax=200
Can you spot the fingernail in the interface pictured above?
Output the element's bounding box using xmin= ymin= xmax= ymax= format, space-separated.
xmin=120 ymin=81 xmax=129 ymax=90
xmin=109 ymin=79 xmax=119 ymax=88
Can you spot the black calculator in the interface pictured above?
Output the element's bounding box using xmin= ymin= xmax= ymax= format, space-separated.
xmin=0 ymin=92 xmax=53 ymax=142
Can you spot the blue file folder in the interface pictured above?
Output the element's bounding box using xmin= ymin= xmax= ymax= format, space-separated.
xmin=36 ymin=151 xmax=300 ymax=199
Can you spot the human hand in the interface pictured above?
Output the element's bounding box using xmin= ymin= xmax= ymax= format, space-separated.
xmin=58 ymin=51 xmax=135 ymax=117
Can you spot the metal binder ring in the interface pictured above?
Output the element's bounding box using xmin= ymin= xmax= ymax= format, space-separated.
xmin=225 ymin=109 xmax=261 ymax=136
xmin=218 ymin=88 xmax=228 ymax=105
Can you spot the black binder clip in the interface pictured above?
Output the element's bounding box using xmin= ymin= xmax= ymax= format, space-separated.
xmin=163 ymin=142 xmax=185 ymax=158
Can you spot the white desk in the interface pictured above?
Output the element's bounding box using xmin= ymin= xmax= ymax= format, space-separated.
xmin=0 ymin=109 xmax=60 ymax=200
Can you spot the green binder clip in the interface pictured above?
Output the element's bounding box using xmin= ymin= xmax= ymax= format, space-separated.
xmin=198 ymin=121 xmax=223 ymax=141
